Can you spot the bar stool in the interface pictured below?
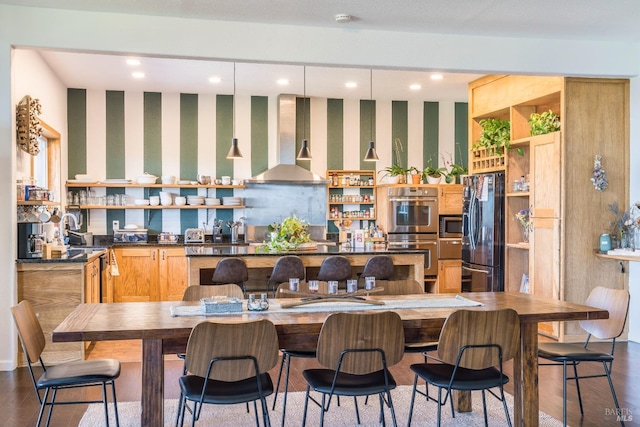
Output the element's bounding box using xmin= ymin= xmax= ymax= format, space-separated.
xmin=316 ymin=255 xmax=352 ymax=286
xmin=359 ymin=255 xmax=394 ymax=284
xmin=211 ymin=258 xmax=249 ymax=295
xmin=267 ymin=255 xmax=305 ymax=297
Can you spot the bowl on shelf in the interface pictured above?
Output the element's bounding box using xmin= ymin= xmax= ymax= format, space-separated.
xmin=174 ymin=196 xmax=187 ymax=206
xmin=134 ymin=199 xmax=150 ymax=206
xmin=75 ymin=174 xmax=93 ymax=181
xmin=161 ymin=175 xmax=176 ymax=185
xmin=136 ymin=174 xmax=158 ymax=185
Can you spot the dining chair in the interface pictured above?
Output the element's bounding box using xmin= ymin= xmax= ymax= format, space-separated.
xmin=267 ymin=255 xmax=305 ymax=297
xmin=182 ymin=284 xmax=244 ymax=301
xmin=211 ymin=257 xmax=249 ymax=295
xmin=538 ymin=286 xmax=630 ymax=427
xmin=176 ymin=319 xmax=279 ymax=427
xmin=316 ymin=255 xmax=352 ymax=285
xmin=407 ymin=308 xmax=520 ymax=427
xmin=301 ymin=311 xmax=405 ymax=427
xmin=11 ymin=300 xmax=121 ymax=427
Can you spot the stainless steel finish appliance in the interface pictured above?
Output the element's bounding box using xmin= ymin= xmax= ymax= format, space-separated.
xmin=438 ymin=239 xmax=462 ymax=259
xmin=462 ymin=173 xmax=505 ymax=292
xmin=439 ymin=216 xmax=463 ymax=238
xmin=18 ymin=222 xmax=44 ymax=259
xmin=385 ymin=187 xmax=439 ymax=277
xmin=386 ymin=186 xmax=438 ymax=234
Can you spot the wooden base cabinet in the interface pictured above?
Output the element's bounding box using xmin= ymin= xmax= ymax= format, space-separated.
xmin=434 ymin=260 xmax=462 ymax=293
xmin=112 ymin=246 xmax=187 ymax=302
xmin=469 ymin=75 xmax=629 ymax=341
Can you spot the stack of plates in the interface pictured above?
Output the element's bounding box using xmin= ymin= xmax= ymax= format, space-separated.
xmin=204 ymin=198 xmax=220 ymax=206
xmin=222 ymin=197 xmax=242 ymax=206
xmin=186 ymin=196 xmax=204 ymax=206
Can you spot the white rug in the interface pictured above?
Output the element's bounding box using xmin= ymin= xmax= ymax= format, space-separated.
xmin=79 ymin=386 xmax=563 ymax=426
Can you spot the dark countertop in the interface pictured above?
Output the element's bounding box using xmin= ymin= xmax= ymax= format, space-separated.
xmin=184 ymin=244 xmax=426 ymax=257
xmin=16 ymin=248 xmax=107 ymax=264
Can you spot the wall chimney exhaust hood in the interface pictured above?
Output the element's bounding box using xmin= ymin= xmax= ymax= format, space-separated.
xmin=244 ymin=95 xmax=329 ymax=185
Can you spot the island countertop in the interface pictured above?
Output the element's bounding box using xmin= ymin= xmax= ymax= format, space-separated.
xmin=183 ymin=244 xmax=427 ymax=257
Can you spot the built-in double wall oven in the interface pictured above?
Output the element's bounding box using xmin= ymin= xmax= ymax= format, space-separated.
xmin=385 ymin=186 xmax=439 ymax=276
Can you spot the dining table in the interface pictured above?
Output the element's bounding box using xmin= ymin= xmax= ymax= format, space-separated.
xmin=52 ymin=292 xmax=608 ymax=427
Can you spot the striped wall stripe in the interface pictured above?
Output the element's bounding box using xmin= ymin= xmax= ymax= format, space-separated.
xmin=67 ymin=88 xmax=467 ymax=235
xmin=454 ymin=102 xmax=469 ymax=170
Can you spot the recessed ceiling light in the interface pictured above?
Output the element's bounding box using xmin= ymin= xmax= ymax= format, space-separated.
xmin=132 ymin=71 xmax=146 ymax=79
xmin=335 ymin=14 xmax=352 ymax=24
xmin=410 ymin=84 xmax=422 ymax=91
xmin=126 ymin=59 xmax=141 ymax=66
xmin=345 ymin=82 xmax=358 ymax=88
xmin=208 ymin=76 xmax=222 ymax=83
xmin=431 ymin=74 xmax=444 ymax=80
xmin=277 ymin=79 xmax=290 ymax=86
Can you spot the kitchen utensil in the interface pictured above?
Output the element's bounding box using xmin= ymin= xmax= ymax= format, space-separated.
xmin=197 ymin=175 xmax=211 ymax=185
xmin=38 ymin=210 xmax=51 ymax=222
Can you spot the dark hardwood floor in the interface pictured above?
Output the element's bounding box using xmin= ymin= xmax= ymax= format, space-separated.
xmin=1 ymin=339 xmax=637 ymax=426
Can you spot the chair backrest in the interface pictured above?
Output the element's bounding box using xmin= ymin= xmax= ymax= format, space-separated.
xmin=211 ymin=258 xmax=249 ymax=284
xmin=372 ymin=279 xmax=424 ymax=295
xmin=185 ymin=319 xmax=279 ymax=382
xmin=317 ymin=256 xmax=352 ymax=282
xmin=182 ymin=284 xmax=244 ymax=301
xmin=275 ymin=281 xmax=331 ymax=296
xmin=269 ymin=255 xmax=305 ymax=284
xmin=437 ymin=309 xmax=520 ymax=370
xmin=579 ymin=286 xmax=630 ymax=340
xmin=316 ymin=311 xmax=404 ymax=375
xmin=10 ymin=300 xmax=46 ymax=364
xmin=361 ymin=255 xmax=394 ymax=280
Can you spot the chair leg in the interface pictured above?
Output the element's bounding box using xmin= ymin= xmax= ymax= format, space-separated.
xmin=572 ymin=362 xmax=584 ymax=415
xmin=354 ymin=396 xmax=361 ymax=424
xmin=36 ymin=387 xmax=50 ymax=427
xmin=175 ymin=392 xmax=184 ymax=427
xmin=101 ymin=382 xmax=110 ymax=427
xmin=378 ymin=394 xmax=386 ymax=427
xmin=481 ymin=390 xmax=489 ymax=427
xmin=562 ymin=361 xmax=568 ymax=427
xmin=603 ymin=361 xmax=625 ymax=427
xmin=45 ymin=387 xmax=58 ymax=427
xmin=272 ymin=353 xmax=287 ymax=410
xmin=407 ymin=374 xmax=419 ymax=427
xmin=500 ymin=385 xmax=512 ymax=427
xmin=253 ymin=400 xmax=259 ymax=426
xmin=319 ymin=393 xmax=326 ymax=427
xmin=111 ymin=380 xmax=120 ymax=427
xmin=260 ymin=396 xmax=272 ymax=427
xmin=301 ymin=385 xmax=311 ymax=427
xmin=436 ymin=388 xmax=443 ymax=427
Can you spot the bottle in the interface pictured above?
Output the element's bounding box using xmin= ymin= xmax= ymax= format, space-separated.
xmin=332 ymin=173 xmax=338 ymax=186
xmin=599 ymin=234 xmax=612 ymax=252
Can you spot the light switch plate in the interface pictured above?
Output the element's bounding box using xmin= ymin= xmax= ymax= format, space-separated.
xmin=112 ymin=220 xmax=119 ymax=233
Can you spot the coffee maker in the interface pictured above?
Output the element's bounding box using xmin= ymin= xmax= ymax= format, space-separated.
xmin=18 ymin=222 xmax=44 ymax=259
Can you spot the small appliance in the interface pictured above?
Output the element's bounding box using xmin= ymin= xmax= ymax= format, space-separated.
xmin=18 ymin=222 xmax=44 ymax=259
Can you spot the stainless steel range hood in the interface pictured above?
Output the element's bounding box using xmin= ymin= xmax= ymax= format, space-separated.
xmin=244 ymin=94 xmax=329 ymax=185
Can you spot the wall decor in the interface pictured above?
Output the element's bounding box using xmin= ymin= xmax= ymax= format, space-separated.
xmin=591 ymin=154 xmax=608 ymax=191
xmin=16 ymin=95 xmax=43 ymax=155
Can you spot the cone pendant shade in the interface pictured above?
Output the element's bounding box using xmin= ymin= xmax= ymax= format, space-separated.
xmin=226 ymin=137 xmax=243 ymax=159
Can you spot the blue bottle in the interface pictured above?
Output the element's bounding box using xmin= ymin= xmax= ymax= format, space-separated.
xmin=599 ymin=234 xmax=612 ymax=252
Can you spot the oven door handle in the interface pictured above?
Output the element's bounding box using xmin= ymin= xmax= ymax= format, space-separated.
xmin=388 ymin=241 xmax=437 ymax=248
xmin=389 ymin=197 xmax=438 ymax=203
xmin=462 ymin=265 xmax=490 ymax=274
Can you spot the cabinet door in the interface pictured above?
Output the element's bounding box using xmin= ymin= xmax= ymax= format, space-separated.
xmin=84 ymin=258 xmax=100 ymax=304
xmin=158 ymin=247 xmax=189 ymax=301
xmin=531 ymin=132 xmax=561 ymax=218
xmin=113 ymin=247 xmax=159 ymax=302
xmin=436 ymin=260 xmax=462 ymax=293
xmin=530 ymin=217 xmax=561 ymax=337
xmin=439 ymin=185 xmax=463 ymax=215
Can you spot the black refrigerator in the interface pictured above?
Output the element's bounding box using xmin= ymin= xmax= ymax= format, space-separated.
xmin=462 ymin=173 xmax=505 ymax=292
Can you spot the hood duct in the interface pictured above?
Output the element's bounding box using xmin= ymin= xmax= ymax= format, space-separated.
xmin=244 ymin=94 xmax=329 ymax=185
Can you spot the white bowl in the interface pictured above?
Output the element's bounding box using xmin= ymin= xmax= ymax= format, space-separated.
xmin=123 ymin=224 xmax=139 ymax=230
xmin=136 ymin=175 xmax=158 ymax=185
xmin=174 ymin=196 xmax=187 ymax=206
xmin=161 ymin=176 xmax=176 ymax=185
xmin=75 ymin=174 xmax=93 ymax=181
xmin=160 ymin=198 xmax=173 ymax=206
xmin=177 ymin=180 xmax=191 ymax=185
xmin=134 ymin=199 xmax=150 ymax=206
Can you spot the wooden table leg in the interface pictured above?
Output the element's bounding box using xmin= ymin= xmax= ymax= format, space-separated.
xmin=454 ymin=390 xmax=472 ymax=412
xmin=141 ymin=338 xmax=164 ymax=427
xmin=514 ymin=322 xmax=539 ymax=427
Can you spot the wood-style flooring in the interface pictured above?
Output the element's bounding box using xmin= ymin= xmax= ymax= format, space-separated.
xmin=1 ymin=339 xmax=637 ymax=426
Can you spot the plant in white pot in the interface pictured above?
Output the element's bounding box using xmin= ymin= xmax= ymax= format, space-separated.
xmin=379 ymin=138 xmax=408 ymax=184
xmin=422 ymin=158 xmax=446 ymax=184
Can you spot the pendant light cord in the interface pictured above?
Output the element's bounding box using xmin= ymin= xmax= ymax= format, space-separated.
xmin=233 ymin=62 xmax=236 ymax=138
xmin=370 ymin=69 xmax=373 ymax=141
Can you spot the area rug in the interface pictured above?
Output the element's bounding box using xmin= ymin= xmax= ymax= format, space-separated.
xmin=79 ymin=385 xmax=563 ymax=426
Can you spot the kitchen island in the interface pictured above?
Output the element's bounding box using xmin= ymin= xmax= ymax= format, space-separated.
xmin=185 ymin=245 xmax=426 ymax=292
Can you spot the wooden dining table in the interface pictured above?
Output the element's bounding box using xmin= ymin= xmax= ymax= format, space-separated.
xmin=52 ymin=292 xmax=608 ymax=427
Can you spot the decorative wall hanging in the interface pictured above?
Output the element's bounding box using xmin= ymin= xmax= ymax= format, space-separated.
xmin=591 ymin=154 xmax=608 ymax=191
xmin=16 ymin=95 xmax=43 ymax=156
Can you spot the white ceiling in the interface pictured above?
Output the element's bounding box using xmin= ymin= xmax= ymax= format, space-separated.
xmin=10 ymin=0 xmax=640 ymax=100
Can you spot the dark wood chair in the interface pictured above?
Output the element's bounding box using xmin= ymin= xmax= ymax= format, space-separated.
xmin=11 ymin=300 xmax=121 ymax=427
xmin=182 ymin=284 xmax=244 ymax=301
xmin=407 ymin=308 xmax=520 ymax=427
xmin=538 ymin=286 xmax=630 ymax=427
xmin=177 ymin=319 xmax=279 ymax=427
xmin=359 ymin=255 xmax=394 ymax=283
xmin=316 ymin=255 xmax=352 ymax=285
xmin=301 ymin=311 xmax=405 ymax=427
xmin=211 ymin=257 xmax=249 ymax=295
xmin=267 ymin=255 xmax=305 ymax=297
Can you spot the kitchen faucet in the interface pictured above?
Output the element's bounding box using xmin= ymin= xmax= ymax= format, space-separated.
xmin=59 ymin=212 xmax=80 ymax=232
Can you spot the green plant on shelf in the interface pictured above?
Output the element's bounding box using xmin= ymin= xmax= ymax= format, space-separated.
xmin=529 ymin=110 xmax=561 ymax=136
xmin=472 ymin=118 xmax=522 ymax=156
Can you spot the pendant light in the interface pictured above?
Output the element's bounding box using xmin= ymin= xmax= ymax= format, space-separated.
xmin=363 ymin=68 xmax=379 ymax=162
xmin=226 ymin=62 xmax=243 ymax=159
xmin=296 ymin=65 xmax=312 ymax=160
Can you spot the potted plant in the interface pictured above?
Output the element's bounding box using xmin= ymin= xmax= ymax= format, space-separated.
xmin=444 ymin=163 xmax=468 ymax=184
xmin=379 ymin=138 xmax=408 ymax=183
xmin=472 ymin=118 xmax=519 ymax=156
xmin=422 ymin=158 xmax=446 ymax=184
xmin=528 ymin=110 xmax=561 ymax=135
xmin=408 ymin=166 xmax=422 ymax=184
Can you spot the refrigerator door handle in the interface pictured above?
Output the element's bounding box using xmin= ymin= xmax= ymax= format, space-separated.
xmin=462 ymin=265 xmax=490 ymax=274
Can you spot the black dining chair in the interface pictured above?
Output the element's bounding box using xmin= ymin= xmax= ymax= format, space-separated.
xmin=11 ymin=300 xmax=121 ymax=427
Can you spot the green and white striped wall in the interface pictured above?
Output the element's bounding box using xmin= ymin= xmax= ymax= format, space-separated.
xmin=68 ymin=89 xmax=467 ymax=234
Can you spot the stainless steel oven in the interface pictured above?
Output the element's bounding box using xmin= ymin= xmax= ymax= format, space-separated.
xmin=439 ymin=216 xmax=462 ymax=238
xmin=387 ymin=233 xmax=438 ymax=276
xmin=386 ymin=187 xmax=438 ymax=234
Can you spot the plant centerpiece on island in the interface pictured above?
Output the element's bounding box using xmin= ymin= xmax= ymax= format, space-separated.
xmin=259 ymin=214 xmax=313 ymax=252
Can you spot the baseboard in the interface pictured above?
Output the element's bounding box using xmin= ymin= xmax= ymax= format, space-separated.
xmin=0 ymin=359 xmax=18 ymax=371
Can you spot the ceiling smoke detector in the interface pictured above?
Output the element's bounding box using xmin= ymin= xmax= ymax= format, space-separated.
xmin=335 ymin=14 xmax=352 ymax=24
